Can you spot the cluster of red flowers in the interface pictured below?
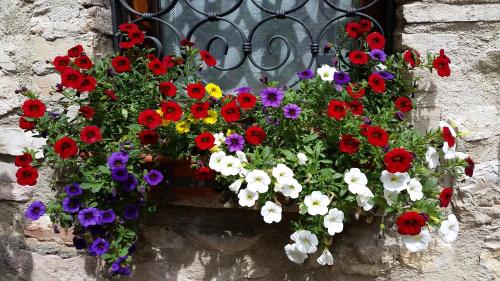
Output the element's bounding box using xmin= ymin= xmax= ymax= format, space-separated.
xmin=53 ymin=45 xmax=97 ymax=93
xmin=117 ymin=23 xmax=145 ymax=49
xmin=15 ymin=153 xmax=38 ymax=186
xmin=345 ymin=19 xmax=373 ymax=38
xmin=337 ymin=125 xmax=389 ymax=155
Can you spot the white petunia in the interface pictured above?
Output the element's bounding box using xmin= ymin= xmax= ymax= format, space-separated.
xmin=245 ymin=170 xmax=271 ymax=193
xmin=316 ymin=64 xmax=336 ymax=81
xmin=323 ymin=208 xmax=344 ymax=235
xmin=384 ymin=189 xmax=399 ymax=206
xmin=284 ymin=244 xmax=308 ymax=264
xmin=219 ymin=156 xmax=242 ymax=176
xmin=454 ymin=152 xmax=468 ymax=160
xmin=291 ymin=230 xmax=318 ymax=254
xmin=425 ymin=147 xmax=439 ymax=169
xmin=237 ymin=188 xmax=258 ymax=207
xmin=239 ymin=167 xmax=249 ymax=177
xmin=209 ymin=151 xmax=226 ymax=172
xmin=213 ymin=132 xmax=226 ymax=146
xmin=344 ymin=168 xmax=368 ymax=194
xmin=304 ymin=191 xmax=331 ymax=216
xmin=374 ymin=63 xmax=387 ymax=72
xmin=228 ymin=178 xmax=244 ymax=193
xmin=402 ymin=229 xmax=431 ymax=252
xmin=317 ymin=248 xmax=334 ymax=266
xmin=439 ymin=214 xmax=459 ymax=243
xmin=380 ymin=170 xmax=410 ymax=192
xmin=272 ymin=164 xmax=294 ymax=185
xmin=260 ymin=201 xmax=282 ymax=224
xmin=406 ymin=178 xmax=423 ymax=201
xmin=236 ymin=151 xmax=248 ymax=163
xmin=297 ymin=152 xmax=308 ymax=165
xmin=356 ymin=188 xmax=375 ymax=211
xmin=442 ymin=142 xmax=457 ymax=160
xmin=280 ymin=179 xmax=303 ymax=199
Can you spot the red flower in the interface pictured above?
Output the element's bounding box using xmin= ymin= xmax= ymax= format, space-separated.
xmin=339 ymin=134 xmax=360 ymax=154
xmin=138 ymin=129 xmax=158 ymax=145
xmin=347 ymin=84 xmax=366 ymax=99
xmin=180 ymin=39 xmax=194 ymax=47
xmin=138 ymin=109 xmax=163 ymax=129
xmin=348 ymin=100 xmax=364 ymax=115
xmin=327 ymin=100 xmax=348 ymax=120
xmin=345 ymin=22 xmax=362 ymax=38
xmin=395 ymin=96 xmax=413 ymax=112
xmin=439 ymin=187 xmax=453 ymax=207
xmin=366 ymin=126 xmax=389 ymax=147
xmin=161 ymin=101 xmax=183 ymax=121
xmin=359 ymin=19 xmax=372 ymax=32
xmin=52 ymin=56 xmax=71 ymax=72
xmin=245 ymin=126 xmax=266 ymax=145
xmin=22 ymin=99 xmax=46 ymax=118
xmin=79 ymin=106 xmax=95 ymax=119
xmin=118 ymin=23 xmax=139 ymax=32
xmin=19 ymin=116 xmax=35 ymax=130
xmin=80 ymin=126 xmax=102 ymax=144
xmin=78 ymin=75 xmax=97 ymax=92
xmin=366 ymin=32 xmax=385 ymax=50
xmin=61 ymin=68 xmax=83 ymax=89
xmin=16 ymin=165 xmax=39 ymax=186
xmin=119 ymin=41 xmax=135 ymax=49
xmin=67 ymin=45 xmax=84 ymax=58
xmin=190 ymin=102 xmax=210 ymax=119
xmin=396 ymin=211 xmax=426 ymax=235
xmin=162 ymin=56 xmax=175 ymax=69
xmin=195 ymin=166 xmax=214 ymax=181
xmin=368 ymin=73 xmax=386 ymax=93
xmin=15 ymin=153 xmax=33 ymax=167
xmin=465 ymin=157 xmax=474 ymax=177
xmin=433 ymin=49 xmax=451 ymax=77
xmin=221 ymin=101 xmax=241 ymax=123
xmin=384 ymin=148 xmax=413 ymax=173
xmin=442 ymin=127 xmax=455 ymax=147
xmin=148 ymin=58 xmax=167 ymax=75
xmin=159 ymin=82 xmax=177 ymax=97
xmin=74 ymin=56 xmax=93 ymax=70
xmin=349 ymin=50 xmax=369 ymax=65
xmin=54 ymin=136 xmax=78 ymax=159
xmin=104 ymin=89 xmax=118 ymax=100
xmin=199 ymin=50 xmax=216 ymax=67
xmin=237 ymin=93 xmax=257 ymax=109
xmin=112 ymin=56 xmax=131 ymax=73
xmin=186 ymin=83 xmax=206 ymax=100
xmin=195 ymin=132 xmax=215 ymax=150
xmin=403 ymin=49 xmax=420 ymax=67
xmin=360 ymin=123 xmax=370 ymax=136
xmin=128 ymin=29 xmax=144 ymax=45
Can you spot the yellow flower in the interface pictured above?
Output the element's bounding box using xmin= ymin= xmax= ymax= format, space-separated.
xmin=203 ymin=110 xmax=218 ymax=124
xmin=156 ymin=109 xmax=170 ymax=126
xmin=187 ymin=114 xmax=200 ymax=124
xmin=209 ymin=146 xmax=220 ymax=153
xmin=176 ymin=121 xmax=190 ymax=134
xmin=205 ymin=83 xmax=222 ymax=99
xmin=226 ymin=129 xmax=233 ymax=136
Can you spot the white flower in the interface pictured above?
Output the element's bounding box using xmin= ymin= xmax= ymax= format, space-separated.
xmin=209 ymin=151 xmax=226 ymax=172
xmin=280 ymin=179 xmax=303 ymax=199
xmin=245 ymin=170 xmax=271 ymax=193
xmin=380 ymin=170 xmax=410 ymax=192
xmin=228 ymin=178 xmax=244 ymax=193
xmin=317 ymin=248 xmax=334 ymax=265
xmin=235 ymin=151 xmax=248 ymax=163
xmin=455 ymin=152 xmax=468 ymax=160
xmin=213 ymin=132 xmax=226 ymax=146
xmin=284 ymin=244 xmax=308 ymax=264
xmin=442 ymin=142 xmax=457 ymax=160
xmin=316 ymin=64 xmax=336 ymax=81
xmin=356 ymin=188 xmax=375 ymax=211
xmin=402 ymin=229 xmax=431 ymax=253
xmin=219 ymin=156 xmax=242 ymax=176
xmin=439 ymin=214 xmax=459 ymax=243
xmin=297 ymin=152 xmax=308 ymax=165
xmin=272 ymin=164 xmax=294 ymax=184
xmin=260 ymin=201 xmax=282 ymax=224
xmin=384 ymin=189 xmax=399 ymax=206
xmin=425 ymin=147 xmax=439 ymax=169
xmin=304 ymin=191 xmax=331 ymax=216
xmin=344 ymin=168 xmax=368 ymax=194
xmin=406 ymin=178 xmax=423 ymax=201
xmin=374 ymin=63 xmax=387 ymax=71
xmin=323 ymin=208 xmax=344 ymax=235
xmin=291 ymin=230 xmax=318 ymax=254
xmin=239 ymin=167 xmax=249 ymax=177
xmin=237 ymin=188 xmax=258 ymax=207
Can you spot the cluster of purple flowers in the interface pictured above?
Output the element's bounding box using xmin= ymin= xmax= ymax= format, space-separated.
xmin=62 ymin=183 xmax=83 ymax=214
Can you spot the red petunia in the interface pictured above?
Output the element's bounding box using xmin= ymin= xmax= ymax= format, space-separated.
xmin=186 ymin=83 xmax=205 ymax=100
xmin=190 ymin=102 xmax=210 ymax=119
xmin=67 ymin=45 xmax=84 ymax=58
xmin=245 ymin=126 xmax=266 ymax=145
xmin=442 ymin=127 xmax=455 ymax=147
xmin=395 ymin=96 xmax=413 ymax=112
xmin=237 ymin=93 xmax=257 ymax=109
xmin=16 ymin=165 xmax=39 ymax=186
xmin=384 ymin=147 xmax=413 ymax=173
xmin=138 ymin=129 xmax=158 ymax=145
xmin=148 ymin=58 xmax=167 ymax=75
xmin=439 ymin=187 xmax=453 ymax=208
xmin=465 ymin=157 xmax=474 ymax=177
xmin=161 ymin=101 xmax=183 ymax=122
xmin=327 ymin=100 xmax=348 ymax=120
xmin=339 ymin=134 xmax=360 ymax=155
xmin=433 ymin=49 xmax=451 ymax=77
xmin=345 ymin=22 xmax=362 ymax=38
xmin=162 ymin=56 xmax=175 ymax=69
xmin=360 ymin=123 xmax=370 ymax=136
xmin=180 ymin=39 xmax=194 ymax=47
xmin=80 ymin=126 xmax=102 ymax=144
xmin=403 ymin=49 xmax=420 ymax=67
xmin=61 ymin=68 xmax=83 ymax=89
xmin=79 ymin=106 xmax=95 ymax=119
xmin=119 ymin=41 xmax=135 ymax=49
xmin=347 ymin=84 xmax=366 ymax=99
xmin=199 ymin=50 xmax=216 ymax=67
xmin=104 ymin=89 xmax=118 ymax=100
xmin=366 ymin=32 xmax=385 ymax=50
xmin=15 ymin=153 xmax=33 ymax=167
xmin=112 ymin=56 xmax=131 ymax=73
xmin=366 ymin=126 xmax=389 ymax=147
xmin=118 ymin=23 xmax=139 ymax=32
xmin=368 ymin=73 xmax=386 ymax=93
xmin=52 ymin=56 xmax=71 ymax=72
xmin=221 ymin=101 xmax=241 ymax=123
xmin=195 ymin=166 xmax=214 ymax=181
xmin=396 ymin=211 xmax=426 ymax=235
xmin=349 ymin=50 xmax=369 ymax=65
xmin=138 ymin=109 xmax=163 ymax=129
xmin=19 ymin=116 xmax=35 ymax=130
xmin=78 ymin=75 xmax=97 ymax=92
xmin=348 ymin=100 xmax=364 ymax=115
xmin=22 ymin=99 xmax=46 ymax=118
xmin=54 ymin=136 xmax=78 ymax=159
xmin=74 ymin=56 xmax=93 ymax=70
xmin=128 ymin=29 xmax=144 ymax=45
xmin=359 ymin=19 xmax=372 ymax=32
xmin=159 ymin=82 xmax=177 ymax=97
xmin=195 ymin=132 xmax=215 ymax=150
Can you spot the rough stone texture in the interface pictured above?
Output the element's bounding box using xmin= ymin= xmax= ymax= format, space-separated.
xmin=0 ymin=0 xmax=499 ymax=280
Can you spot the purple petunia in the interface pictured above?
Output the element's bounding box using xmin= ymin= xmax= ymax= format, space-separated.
xmin=111 ymin=256 xmax=131 ymax=276
xmin=369 ymin=49 xmax=387 ymax=62
xmin=123 ymin=205 xmax=139 ymax=220
xmin=266 ymin=116 xmax=280 ymax=125
xmin=260 ymin=87 xmax=284 ymax=108
xmin=376 ymin=71 xmax=395 ymax=80
xmin=100 ymin=209 xmax=116 ymax=224
xmin=73 ymin=236 xmax=87 ymax=250
xmin=334 ymin=71 xmax=350 ymax=85
xmin=283 ymin=104 xmax=302 ymax=119
xmin=144 ymin=169 xmax=163 ymax=186
xmin=395 ymin=111 xmax=405 ymax=121
xmin=78 ymin=207 xmax=101 ymax=228
xmin=111 ymin=167 xmax=129 ymax=182
xmin=25 ymin=201 xmax=46 ymax=220
xmin=362 ymin=116 xmax=372 ymax=125
xmin=334 ymin=84 xmax=343 ymax=92
xmin=107 ymin=152 xmax=129 ymax=169
xmin=225 ymin=133 xmax=245 ymax=152
xmin=62 ymin=197 xmax=80 ymax=213
xmin=297 ymin=69 xmax=314 ymax=80
xmin=234 ymin=86 xmax=252 ymax=94
xmin=122 ymin=174 xmax=138 ymax=192
xmin=89 ymin=238 xmax=109 ymax=256
xmin=65 ymin=183 xmax=83 ymax=198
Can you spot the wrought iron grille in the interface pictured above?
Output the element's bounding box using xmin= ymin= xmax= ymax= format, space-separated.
xmin=111 ymin=0 xmax=395 ymax=88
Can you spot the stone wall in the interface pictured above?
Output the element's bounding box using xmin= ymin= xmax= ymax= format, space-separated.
xmin=0 ymin=0 xmax=498 ymax=280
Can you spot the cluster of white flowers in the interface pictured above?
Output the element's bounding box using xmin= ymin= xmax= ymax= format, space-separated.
xmin=380 ymin=170 xmax=423 ymax=204
xmin=209 ymin=151 xmax=243 ymax=177
xmin=344 ymin=168 xmax=374 ymax=211
xmin=284 ymin=229 xmax=334 ymax=265
xmin=401 ymin=214 xmax=460 ymax=252
xmin=272 ymin=164 xmax=304 ymax=199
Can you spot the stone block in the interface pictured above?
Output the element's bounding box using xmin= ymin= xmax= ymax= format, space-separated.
xmin=0 ymin=128 xmax=46 ymax=157
xmin=403 ymin=3 xmax=500 ymax=23
xmin=0 ymin=161 xmax=36 ymax=201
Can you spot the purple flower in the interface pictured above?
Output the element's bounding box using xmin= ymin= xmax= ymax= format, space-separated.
xmin=89 ymin=238 xmax=109 ymax=256
xmin=234 ymin=86 xmax=252 ymax=94
xmin=283 ymin=104 xmax=302 ymax=119
xmin=323 ymin=43 xmax=332 ymax=54
xmin=123 ymin=205 xmax=139 ymax=220
xmin=334 ymin=71 xmax=350 ymax=85
xmin=395 ymin=111 xmax=405 ymax=121
xmin=297 ymin=69 xmax=314 ymax=80
xmin=225 ymin=133 xmax=245 ymax=152
xmin=144 ymin=169 xmax=163 ymax=186
xmin=260 ymin=87 xmax=284 ymax=108
xmin=62 ymin=197 xmax=80 ymax=213
xmin=362 ymin=116 xmax=372 ymax=125
xmin=111 ymin=256 xmax=131 ymax=276
xmin=383 ymin=144 xmax=390 ymax=153
xmin=100 ymin=209 xmax=116 ymax=224
xmin=65 ymin=183 xmax=83 ymax=198
xmin=335 ymin=84 xmax=343 ymax=92
xmin=369 ymin=49 xmax=387 ymax=62
xmin=376 ymin=71 xmax=394 ymax=80
xmin=259 ymin=75 xmax=268 ymax=84
xmin=25 ymin=201 xmax=46 ymax=220
xmin=107 ymin=152 xmax=129 ymax=169
xmin=73 ymin=236 xmax=87 ymax=250
xmin=122 ymin=174 xmax=138 ymax=192
xmin=78 ymin=207 xmax=101 ymax=228
xmin=48 ymin=112 xmax=61 ymax=119
xmin=266 ymin=116 xmax=280 ymax=125
xmin=111 ymin=167 xmax=129 ymax=182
